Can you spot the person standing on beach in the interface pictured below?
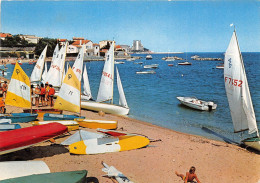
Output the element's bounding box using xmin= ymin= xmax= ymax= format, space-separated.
xmin=0 ymin=97 xmax=6 ymax=113
xmin=40 ymin=83 xmax=46 ymax=106
xmin=175 ymin=166 xmax=201 ymax=183
xmin=45 ymin=82 xmax=50 ymax=106
xmin=35 ymin=84 xmax=40 ymax=107
xmin=2 ymin=81 xmax=7 ymax=99
xmin=48 ymin=84 xmax=55 ymax=107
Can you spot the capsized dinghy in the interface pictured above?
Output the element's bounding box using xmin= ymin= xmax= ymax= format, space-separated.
xmin=0 ymin=170 xmax=87 ymax=183
xmin=32 ymin=120 xmax=79 ymax=131
xmin=75 ymin=118 xmax=117 ymax=130
xmin=43 ymin=113 xmax=84 ymax=121
xmin=0 ymin=113 xmax=38 ymax=123
xmin=0 ymin=124 xmax=21 ymax=131
xmin=0 ymin=123 xmax=68 ymax=155
xmin=176 ymin=97 xmax=217 ymax=111
xmin=0 ymin=161 xmax=50 ymax=181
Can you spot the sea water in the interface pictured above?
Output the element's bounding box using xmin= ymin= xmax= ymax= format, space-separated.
xmin=4 ymin=52 xmax=259 ymax=143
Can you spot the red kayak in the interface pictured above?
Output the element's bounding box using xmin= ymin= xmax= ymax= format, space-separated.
xmin=0 ymin=123 xmax=68 ymax=155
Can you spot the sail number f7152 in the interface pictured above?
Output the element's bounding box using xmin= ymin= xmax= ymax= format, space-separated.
xmin=225 ymin=77 xmax=243 ymax=87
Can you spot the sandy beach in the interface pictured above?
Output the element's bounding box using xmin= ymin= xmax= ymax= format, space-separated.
xmin=0 ymin=103 xmax=259 ymax=183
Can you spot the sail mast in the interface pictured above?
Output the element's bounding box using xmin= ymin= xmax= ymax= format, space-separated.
xmin=111 ymin=41 xmax=115 ymax=104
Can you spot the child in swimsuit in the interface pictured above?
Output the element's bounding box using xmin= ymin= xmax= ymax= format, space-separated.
xmin=175 ymin=166 xmax=201 ymax=183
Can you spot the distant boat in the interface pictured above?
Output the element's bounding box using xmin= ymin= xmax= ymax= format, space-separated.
xmin=146 ymin=54 xmax=153 ymax=60
xmin=191 ymin=55 xmax=200 ymax=59
xmin=177 ymin=97 xmax=217 ymax=111
xmin=0 ymin=123 xmax=68 ymax=155
xmin=168 ymin=64 xmax=174 ymax=67
xmin=178 ymin=61 xmax=192 ymax=65
xmin=126 ymin=58 xmax=135 ymax=61
xmin=134 ymin=62 xmax=143 ymax=65
xmin=165 ymin=57 xmax=175 ymax=61
xmin=216 ymin=64 xmax=224 ymax=69
xmin=136 ymin=70 xmax=156 ymax=74
xmin=144 ymin=64 xmax=159 ymax=69
xmin=224 ymin=29 xmax=260 ymax=151
xmin=115 ymin=61 xmax=125 ymax=64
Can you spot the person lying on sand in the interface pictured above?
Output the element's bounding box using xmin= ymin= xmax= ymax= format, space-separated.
xmin=175 ymin=166 xmax=201 ymax=183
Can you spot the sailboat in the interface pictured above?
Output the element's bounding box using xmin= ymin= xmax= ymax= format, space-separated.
xmin=2 ymin=63 xmax=38 ymax=122
xmin=30 ymin=45 xmax=47 ymax=83
xmin=81 ymin=64 xmax=93 ymax=100
xmin=81 ymin=42 xmax=130 ymax=115
xmin=224 ymin=29 xmax=260 ymax=151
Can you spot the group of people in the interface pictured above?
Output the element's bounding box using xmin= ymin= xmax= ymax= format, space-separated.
xmin=31 ymin=82 xmax=55 ymax=107
xmin=0 ymin=81 xmax=8 ymax=114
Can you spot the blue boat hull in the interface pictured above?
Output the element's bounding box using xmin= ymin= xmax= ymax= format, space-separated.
xmin=0 ymin=113 xmax=38 ymax=123
xmin=43 ymin=113 xmax=84 ymax=121
xmin=0 ymin=124 xmax=21 ymax=131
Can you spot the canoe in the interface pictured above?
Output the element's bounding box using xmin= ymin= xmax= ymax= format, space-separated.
xmin=177 ymin=96 xmax=217 ymax=111
xmin=0 ymin=161 xmax=50 ymax=181
xmin=75 ymin=118 xmax=117 ymax=130
xmin=0 ymin=113 xmax=38 ymax=123
xmin=23 ymin=108 xmax=62 ymax=118
xmin=69 ymin=135 xmax=150 ymax=155
xmin=0 ymin=170 xmax=87 ymax=183
xmin=0 ymin=124 xmax=21 ymax=131
xmin=0 ymin=123 xmax=68 ymax=155
xmin=43 ymin=113 xmax=84 ymax=121
xmin=32 ymin=120 xmax=79 ymax=131
xmin=61 ymin=130 xmax=105 ymax=145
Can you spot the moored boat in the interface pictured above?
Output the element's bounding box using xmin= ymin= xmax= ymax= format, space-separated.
xmin=0 ymin=123 xmax=68 ymax=155
xmin=136 ymin=70 xmax=156 ymax=74
xmin=0 ymin=170 xmax=87 ymax=183
xmin=32 ymin=120 xmax=79 ymax=131
xmin=0 ymin=113 xmax=38 ymax=123
xmin=178 ymin=61 xmax=192 ymax=65
xmin=0 ymin=161 xmax=50 ymax=181
xmin=23 ymin=108 xmax=62 ymax=118
xmin=43 ymin=113 xmax=84 ymax=121
xmin=146 ymin=54 xmax=153 ymax=60
xmin=177 ymin=97 xmax=217 ymax=111
xmin=75 ymin=118 xmax=117 ymax=129
xmin=216 ymin=64 xmax=224 ymax=69
xmin=144 ymin=64 xmax=159 ymax=69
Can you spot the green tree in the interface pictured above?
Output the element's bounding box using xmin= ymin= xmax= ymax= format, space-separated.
xmin=34 ymin=38 xmax=58 ymax=57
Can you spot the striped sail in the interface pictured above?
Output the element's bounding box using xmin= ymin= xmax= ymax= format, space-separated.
xmin=54 ymin=66 xmax=80 ymax=113
xmin=224 ymin=31 xmax=258 ymax=134
xmin=5 ymin=63 xmax=31 ymax=108
xmin=96 ymin=42 xmax=114 ymax=103
xmin=82 ymin=64 xmax=92 ymax=100
xmin=30 ymin=45 xmax=47 ymax=82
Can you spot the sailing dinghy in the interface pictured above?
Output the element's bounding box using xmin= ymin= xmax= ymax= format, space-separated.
xmin=3 ymin=63 xmax=38 ymax=122
xmin=224 ymin=29 xmax=260 ymax=151
xmin=81 ymin=42 xmax=130 ymax=115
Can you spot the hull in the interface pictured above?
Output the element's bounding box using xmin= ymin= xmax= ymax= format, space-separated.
xmin=43 ymin=113 xmax=84 ymax=121
xmin=0 ymin=113 xmax=38 ymax=123
xmin=75 ymin=118 xmax=117 ymax=130
xmin=32 ymin=120 xmax=79 ymax=131
xmin=177 ymin=97 xmax=217 ymax=111
xmin=242 ymin=137 xmax=260 ymax=151
xmin=81 ymin=101 xmax=129 ymax=115
xmin=0 ymin=124 xmax=21 ymax=131
xmin=23 ymin=108 xmax=62 ymax=118
xmin=69 ymin=135 xmax=150 ymax=155
xmin=0 ymin=170 xmax=87 ymax=183
xmin=0 ymin=123 xmax=68 ymax=155
xmin=0 ymin=161 xmax=50 ymax=181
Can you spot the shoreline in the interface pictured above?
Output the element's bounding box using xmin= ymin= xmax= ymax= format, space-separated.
xmin=1 ymin=104 xmax=260 ymax=182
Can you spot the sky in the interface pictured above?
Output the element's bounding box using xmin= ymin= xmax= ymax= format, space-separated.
xmin=1 ymin=0 xmax=260 ymax=52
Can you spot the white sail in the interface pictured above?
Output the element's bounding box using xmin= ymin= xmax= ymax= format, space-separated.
xmin=96 ymin=42 xmax=114 ymax=103
xmin=116 ymin=67 xmax=128 ymax=108
xmin=224 ymin=31 xmax=258 ymax=135
xmin=72 ymin=47 xmax=84 ymax=81
xmin=45 ymin=43 xmax=67 ymax=87
xmin=51 ymin=44 xmax=59 ymax=63
xmin=41 ymin=61 xmax=48 ymax=83
xmin=82 ymin=64 xmax=92 ymax=100
xmin=30 ymin=45 xmax=47 ymax=82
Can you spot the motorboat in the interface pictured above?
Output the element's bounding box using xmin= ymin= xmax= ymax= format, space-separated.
xmin=136 ymin=70 xmax=156 ymax=74
xmin=178 ymin=61 xmax=192 ymax=65
xmin=216 ymin=64 xmax=224 ymax=69
xmin=115 ymin=61 xmax=125 ymax=64
xmin=165 ymin=57 xmax=175 ymax=61
xmin=144 ymin=64 xmax=158 ymax=69
xmin=176 ymin=97 xmax=217 ymax=111
xmin=146 ymin=55 xmax=153 ymax=60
